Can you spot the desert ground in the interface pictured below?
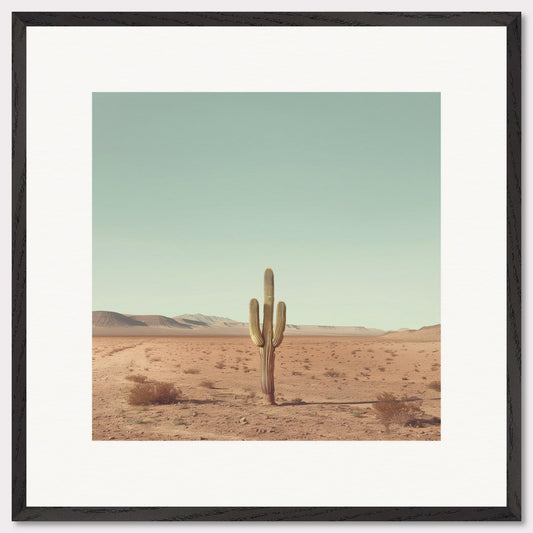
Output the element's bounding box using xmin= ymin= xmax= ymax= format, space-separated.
xmin=93 ymin=333 xmax=441 ymax=441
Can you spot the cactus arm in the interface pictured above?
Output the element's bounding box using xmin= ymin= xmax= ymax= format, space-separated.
xmin=273 ymin=301 xmax=286 ymax=347
xmin=249 ymin=298 xmax=264 ymax=346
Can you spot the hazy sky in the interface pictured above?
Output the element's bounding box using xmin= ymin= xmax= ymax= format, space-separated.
xmin=93 ymin=92 xmax=440 ymax=330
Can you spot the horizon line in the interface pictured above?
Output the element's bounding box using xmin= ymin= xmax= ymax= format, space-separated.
xmin=92 ymin=309 xmax=440 ymax=332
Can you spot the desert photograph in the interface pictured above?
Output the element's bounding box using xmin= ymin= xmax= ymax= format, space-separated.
xmin=93 ymin=92 xmax=440 ymax=441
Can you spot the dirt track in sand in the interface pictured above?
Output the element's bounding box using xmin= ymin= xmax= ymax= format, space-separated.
xmin=93 ymin=335 xmax=440 ymax=441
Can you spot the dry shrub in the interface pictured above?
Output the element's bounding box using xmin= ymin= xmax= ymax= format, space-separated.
xmin=125 ymin=374 xmax=148 ymax=383
xmin=214 ymin=361 xmax=225 ymax=369
xmin=324 ymin=370 xmax=345 ymax=378
xmin=199 ymin=380 xmax=215 ymax=389
xmin=428 ymin=380 xmax=441 ymax=392
xmin=184 ymin=368 xmax=199 ymax=374
xmin=373 ymin=393 xmax=423 ymax=431
xmin=128 ymin=381 xmax=181 ymax=405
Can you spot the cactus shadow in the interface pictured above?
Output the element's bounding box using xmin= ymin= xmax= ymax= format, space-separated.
xmin=279 ymin=397 xmax=440 ymax=407
xmin=179 ymin=399 xmax=217 ymax=405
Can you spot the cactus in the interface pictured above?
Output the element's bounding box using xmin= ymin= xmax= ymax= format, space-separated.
xmin=249 ymin=268 xmax=286 ymax=405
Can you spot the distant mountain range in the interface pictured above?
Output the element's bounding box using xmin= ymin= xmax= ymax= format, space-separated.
xmin=92 ymin=311 xmax=440 ymax=340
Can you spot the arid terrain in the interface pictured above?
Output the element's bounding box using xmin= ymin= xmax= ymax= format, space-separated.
xmin=93 ymin=329 xmax=441 ymax=441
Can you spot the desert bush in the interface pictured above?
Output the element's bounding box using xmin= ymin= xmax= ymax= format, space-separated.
xmin=324 ymin=370 xmax=345 ymax=378
xmin=184 ymin=368 xmax=200 ymax=374
xmin=214 ymin=361 xmax=225 ymax=369
xmin=373 ymin=392 xmax=423 ymax=431
xmin=125 ymin=374 xmax=148 ymax=383
xmin=428 ymin=380 xmax=441 ymax=392
xmin=199 ymin=380 xmax=215 ymax=388
xmin=128 ymin=381 xmax=182 ymax=406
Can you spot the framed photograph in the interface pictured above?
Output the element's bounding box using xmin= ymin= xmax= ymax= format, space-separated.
xmin=12 ymin=11 xmax=521 ymax=521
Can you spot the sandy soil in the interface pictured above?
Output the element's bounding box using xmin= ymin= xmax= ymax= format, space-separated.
xmin=93 ymin=335 xmax=440 ymax=441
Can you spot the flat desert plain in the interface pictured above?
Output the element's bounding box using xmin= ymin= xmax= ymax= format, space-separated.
xmin=93 ymin=332 xmax=441 ymax=441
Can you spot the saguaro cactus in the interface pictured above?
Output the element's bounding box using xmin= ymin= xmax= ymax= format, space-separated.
xmin=249 ymin=268 xmax=286 ymax=405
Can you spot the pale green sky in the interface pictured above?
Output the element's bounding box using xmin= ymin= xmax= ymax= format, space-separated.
xmin=93 ymin=92 xmax=440 ymax=330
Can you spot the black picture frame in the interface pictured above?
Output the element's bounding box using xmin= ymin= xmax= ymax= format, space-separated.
xmin=12 ymin=11 xmax=521 ymax=521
